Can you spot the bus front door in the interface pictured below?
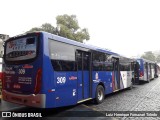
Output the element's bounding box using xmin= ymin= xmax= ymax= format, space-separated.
xmin=76 ymin=50 xmax=91 ymax=102
xmin=113 ymin=57 xmax=120 ymax=91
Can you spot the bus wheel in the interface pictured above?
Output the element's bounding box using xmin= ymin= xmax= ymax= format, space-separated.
xmin=95 ymin=85 xmax=104 ymax=104
xmin=147 ymin=79 xmax=150 ymax=83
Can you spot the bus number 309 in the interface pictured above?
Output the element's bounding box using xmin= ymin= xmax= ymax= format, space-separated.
xmin=57 ymin=77 xmax=66 ymax=84
xmin=18 ymin=69 xmax=25 ymax=74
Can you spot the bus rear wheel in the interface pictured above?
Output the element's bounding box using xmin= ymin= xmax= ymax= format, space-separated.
xmin=95 ymin=85 xmax=104 ymax=104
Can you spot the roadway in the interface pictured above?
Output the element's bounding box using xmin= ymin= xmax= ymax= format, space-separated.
xmin=1 ymin=77 xmax=160 ymax=120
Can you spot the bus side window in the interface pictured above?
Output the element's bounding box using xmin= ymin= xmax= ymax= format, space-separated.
xmin=83 ymin=53 xmax=89 ymax=70
xmin=49 ymin=39 xmax=76 ymax=71
xmin=103 ymin=62 xmax=113 ymax=71
xmin=92 ymin=51 xmax=105 ymax=71
xmin=77 ymin=52 xmax=82 ymax=70
xmin=51 ymin=60 xmax=76 ymax=71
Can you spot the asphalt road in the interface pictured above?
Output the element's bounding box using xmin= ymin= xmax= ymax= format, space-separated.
xmin=1 ymin=77 xmax=160 ymax=120
xmin=86 ymin=77 xmax=160 ymax=120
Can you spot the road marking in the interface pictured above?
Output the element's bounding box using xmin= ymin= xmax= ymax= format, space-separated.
xmin=82 ymin=104 xmax=99 ymax=111
xmin=77 ymin=98 xmax=92 ymax=103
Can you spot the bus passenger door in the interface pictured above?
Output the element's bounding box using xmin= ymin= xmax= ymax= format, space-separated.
xmin=76 ymin=50 xmax=91 ymax=102
xmin=113 ymin=57 xmax=120 ymax=91
xmin=146 ymin=63 xmax=148 ymax=80
xmin=148 ymin=64 xmax=151 ymax=80
xmin=134 ymin=62 xmax=140 ymax=84
xmin=143 ymin=62 xmax=148 ymax=81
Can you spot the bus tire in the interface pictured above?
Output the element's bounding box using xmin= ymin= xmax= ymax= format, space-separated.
xmin=95 ymin=85 xmax=104 ymax=104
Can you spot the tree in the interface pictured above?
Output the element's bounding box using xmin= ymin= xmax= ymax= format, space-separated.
xmin=27 ymin=23 xmax=56 ymax=34
xmin=27 ymin=14 xmax=90 ymax=42
xmin=28 ymin=27 xmax=42 ymax=32
xmin=41 ymin=23 xmax=56 ymax=34
xmin=156 ymin=54 xmax=160 ymax=63
xmin=141 ymin=51 xmax=156 ymax=61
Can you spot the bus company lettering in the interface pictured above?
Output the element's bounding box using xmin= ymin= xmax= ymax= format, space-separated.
xmin=69 ymin=76 xmax=77 ymax=80
xmin=5 ymin=67 xmax=15 ymax=75
xmin=5 ymin=70 xmax=15 ymax=75
xmin=18 ymin=77 xmax=32 ymax=85
xmin=13 ymin=84 xmax=21 ymax=89
xmin=23 ymin=64 xmax=33 ymax=69
xmin=5 ymin=67 xmax=13 ymax=71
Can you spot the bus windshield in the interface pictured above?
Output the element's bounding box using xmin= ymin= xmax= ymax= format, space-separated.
xmin=137 ymin=60 xmax=141 ymax=66
xmin=5 ymin=36 xmax=37 ymax=62
xmin=3 ymin=35 xmax=40 ymax=95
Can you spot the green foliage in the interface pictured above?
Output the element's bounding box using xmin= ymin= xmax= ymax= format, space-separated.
xmin=28 ymin=27 xmax=42 ymax=32
xmin=27 ymin=23 xmax=56 ymax=34
xmin=56 ymin=14 xmax=79 ymax=31
xmin=27 ymin=14 xmax=90 ymax=42
xmin=41 ymin=23 xmax=56 ymax=34
xmin=141 ymin=51 xmax=156 ymax=61
xmin=156 ymin=54 xmax=160 ymax=63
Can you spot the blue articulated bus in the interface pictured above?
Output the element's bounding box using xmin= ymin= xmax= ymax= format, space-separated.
xmin=135 ymin=58 xmax=156 ymax=84
xmin=2 ymin=32 xmax=134 ymax=108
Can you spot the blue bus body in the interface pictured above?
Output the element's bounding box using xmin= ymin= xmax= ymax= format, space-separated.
xmin=2 ymin=32 xmax=134 ymax=108
xmin=135 ymin=58 xmax=156 ymax=83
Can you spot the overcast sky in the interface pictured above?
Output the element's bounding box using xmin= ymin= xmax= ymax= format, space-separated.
xmin=0 ymin=0 xmax=160 ymax=57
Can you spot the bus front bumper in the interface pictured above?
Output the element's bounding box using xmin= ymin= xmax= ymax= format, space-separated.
xmin=2 ymin=90 xmax=46 ymax=108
